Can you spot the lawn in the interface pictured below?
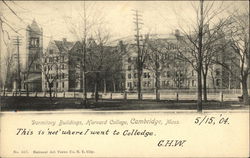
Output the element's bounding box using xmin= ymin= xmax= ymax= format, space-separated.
xmin=0 ymin=96 xmax=248 ymax=111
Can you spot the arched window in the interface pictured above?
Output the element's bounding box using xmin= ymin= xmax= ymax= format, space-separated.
xmin=30 ymin=37 xmax=39 ymax=48
xmin=216 ymin=79 xmax=221 ymax=87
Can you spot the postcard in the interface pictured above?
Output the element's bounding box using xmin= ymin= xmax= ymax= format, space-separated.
xmin=0 ymin=1 xmax=249 ymax=157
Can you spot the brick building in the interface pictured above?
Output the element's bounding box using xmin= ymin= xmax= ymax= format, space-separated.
xmin=23 ymin=19 xmax=43 ymax=92
xmin=122 ymin=30 xmax=241 ymax=92
xmin=42 ymin=38 xmax=81 ymax=92
xmin=42 ymin=38 xmax=125 ymax=93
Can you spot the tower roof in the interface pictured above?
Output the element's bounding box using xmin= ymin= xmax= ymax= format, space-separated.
xmin=28 ymin=19 xmax=41 ymax=32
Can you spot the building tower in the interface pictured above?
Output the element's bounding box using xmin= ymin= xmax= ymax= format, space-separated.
xmin=24 ymin=19 xmax=43 ymax=92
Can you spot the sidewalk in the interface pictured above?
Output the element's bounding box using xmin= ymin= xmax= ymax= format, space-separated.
xmin=1 ymin=106 xmax=249 ymax=114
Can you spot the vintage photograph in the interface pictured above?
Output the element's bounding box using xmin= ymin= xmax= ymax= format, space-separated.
xmin=0 ymin=0 xmax=249 ymax=112
xmin=0 ymin=1 xmax=249 ymax=158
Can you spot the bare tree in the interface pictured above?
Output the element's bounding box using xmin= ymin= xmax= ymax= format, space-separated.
xmin=135 ymin=34 xmax=150 ymax=100
xmin=0 ymin=1 xmax=24 ymax=90
xmin=200 ymin=19 xmax=233 ymax=101
xmin=41 ymin=55 xmax=63 ymax=100
xmin=23 ymin=47 xmax=42 ymax=96
xmin=216 ymin=10 xmax=249 ymax=105
xmin=102 ymin=41 xmax=126 ymax=93
xmin=147 ymin=39 xmax=173 ymax=101
xmin=1 ymin=42 xmax=15 ymax=95
xmin=85 ymin=27 xmax=111 ymax=102
xmin=176 ymin=0 xmax=230 ymax=111
xmin=62 ymin=1 xmax=106 ymax=105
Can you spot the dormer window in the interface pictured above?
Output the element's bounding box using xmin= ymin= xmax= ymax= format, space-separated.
xmin=49 ymin=50 xmax=53 ymax=54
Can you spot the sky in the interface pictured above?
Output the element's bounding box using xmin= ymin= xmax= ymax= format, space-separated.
xmin=0 ymin=0 xmax=248 ymax=70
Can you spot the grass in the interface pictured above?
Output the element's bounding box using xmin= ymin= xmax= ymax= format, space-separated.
xmin=0 ymin=96 xmax=248 ymax=111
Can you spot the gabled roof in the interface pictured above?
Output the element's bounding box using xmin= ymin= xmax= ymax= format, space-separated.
xmin=54 ymin=40 xmax=75 ymax=52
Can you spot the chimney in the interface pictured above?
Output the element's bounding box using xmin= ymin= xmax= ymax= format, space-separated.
xmin=62 ymin=38 xmax=67 ymax=43
xmin=118 ymin=40 xmax=124 ymax=51
xmin=119 ymin=40 xmax=123 ymax=47
xmin=175 ymin=29 xmax=180 ymax=37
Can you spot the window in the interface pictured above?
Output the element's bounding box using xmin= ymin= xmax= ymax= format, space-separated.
xmin=167 ymin=71 xmax=171 ymax=78
xmin=127 ymin=82 xmax=132 ymax=88
xmin=62 ymin=82 xmax=64 ymax=88
xmin=36 ymin=64 xmax=40 ymax=70
xmin=62 ymin=64 xmax=65 ymax=70
xmin=30 ymin=38 xmax=39 ymax=48
xmin=192 ymin=80 xmax=196 ymax=87
xmin=134 ymin=73 xmax=137 ymax=78
xmin=166 ymin=63 xmax=170 ymax=68
xmin=144 ymin=72 xmax=150 ymax=78
xmin=162 ymin=81 xmax=166 ymax=86
xmin=77 ymin=49 xmax=81 ymax=54
xmin=56 ymin=82 xmax=58 ymax=88
xmin=128 ymin=57 xmax=131 ymax=63
xmin=216 ymin=69 xmax=220 ymax=76
xmin=128 ymin=65 xmax=131 ymax=71
xmin=49 ymin=50 xmax=53 ymax=54
xmin=166 ymin=81 xmax=170 ymax=86
xmin=134 ymin=82 xmax=137 ymax=87
xmin=148 ymin=81 xmax=151 ymax=87
xmin=62 ymin=73 xmax=64 ymax=79
xmin=128 ymin=74 xmax=131 ymax=79
xmin=216 ymin=79 xmax=221 ymax=87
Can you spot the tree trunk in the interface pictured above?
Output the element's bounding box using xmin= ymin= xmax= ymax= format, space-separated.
xmin=112 ymin=79 xmax=116 ymax=92
xmin=95 ymin=73 xmax=99 ymax=102
xmin=138 ymin=68 xmax=142 ymax=100
xmin=203 ymin=73 xmax=207 ymax=102
xmin=242 ymin=76 xmax=249 ymax=105
xmin=103 ymin=78 xmax=106 ymax=94
xmin=155 ymin=71 xmax=160 ymax=101
xmin=3 ymin=85 xmax=6 ymax=96
xmin=197 ymin=71 xmax=203 ymax=111
xmin=49 ymin=85 xmax=52 ymax=101
xmin=82 ymin=72 xmax=87 ymax=105
xmin=155 ymin=53 xmax=160 ymax=101
xmin=26 ymin=83 xmax=29 ymax=97
xmin=211 ymin=71 xmax=216 ymax=91
xmin=197 ymin=0 xmax=204 ymax=112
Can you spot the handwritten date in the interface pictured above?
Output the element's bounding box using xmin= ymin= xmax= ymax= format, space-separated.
xmin=194 ymin=114 xmax=230 ymax=125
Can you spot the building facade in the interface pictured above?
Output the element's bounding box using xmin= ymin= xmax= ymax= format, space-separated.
xmin=123 ymin=30 xmax=242 ymax=92
xmin=42 ymin=38 xmax=81 ymax=92
xmin=24 ymin=19 xmax=43 ymax=92
xmin=42 ymin=38 xmax=127 ymax=93
xmin=123 ymin=33 xmax=195 ymax=92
